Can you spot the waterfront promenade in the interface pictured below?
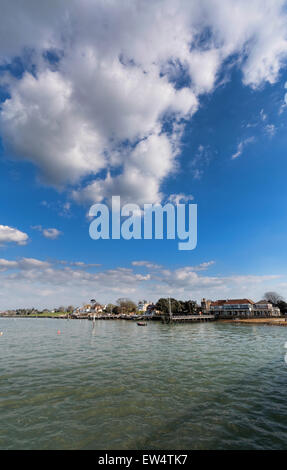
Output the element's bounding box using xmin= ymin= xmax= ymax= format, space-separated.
xmin=1 ymin=312 xmax=286 ymax=325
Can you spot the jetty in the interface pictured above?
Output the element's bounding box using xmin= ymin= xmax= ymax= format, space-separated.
xmin=161 ymin=314 xmax=215 ymax=323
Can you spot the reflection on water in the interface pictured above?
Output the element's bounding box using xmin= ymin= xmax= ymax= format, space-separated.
xmin=0 ymin=318 xmax=287 ymax=450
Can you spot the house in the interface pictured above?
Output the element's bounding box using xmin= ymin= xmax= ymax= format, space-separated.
xmin=210 ymin=299 xmax=255 ymax=318
xmin=137 ymin=301 xmax=151 ymax=313
xmin=90 ymin=302 xmax=103 ymax=314
xmin=145 ymin=303 xmax=158 ymax=316
xmin=136 ymin=301 xmax=157 ymax=316
xmin=209 ymin=298 xmax=281 ymax=318
xmin=253 ymin=300 xmax=281 ymax=317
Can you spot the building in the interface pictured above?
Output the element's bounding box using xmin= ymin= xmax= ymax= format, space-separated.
xmin=210 ymin=299 xmax=254 ymax=317
xmin=209 ymin=298 xmax=281 ymax=318
xmin=90 ymin=302 xmax=103 ymax=314
xmin=253 ymin=300 xmax=281 ymax=317
xmin=136 ymin=301 xmax=157 ymax=316
xmin=201 ymin=298 xmax=212 ymax=313
xmin=72 ymin=302 xmax=103 ymax=317
xmin=145 ymin=303 xmax=157 ymax=316
xmin=137 ymin=301 xmax=151 ymax=313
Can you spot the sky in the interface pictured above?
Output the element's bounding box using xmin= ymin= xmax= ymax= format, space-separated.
xmin=1 ymin=0 xmax=287 ymax=309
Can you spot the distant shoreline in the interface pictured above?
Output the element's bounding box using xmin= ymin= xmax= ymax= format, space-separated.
xmin=219 ymin=318 xmax=287 ymax=326
xmin=1 ymin=314 xmax=287 ymax=326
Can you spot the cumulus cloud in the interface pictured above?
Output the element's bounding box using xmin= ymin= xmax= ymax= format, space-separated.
xmin=1 ymin=70 xmax=106 ymax=186
xmin=167 ymin=194 xmax=194 ymax=205
xmin=32 ymin=225 xmax=62 ymax=240
xmin=0 ymin=259 xmax=18 ymax=271
xmin=151 ymin=266 xmax=281 ymax=301
xmin=73 ymin=132 xmax=182 ymax=205
xmin=0 ymin=256 xmax=282 ymax=309
xmin=0 ymin=225 xmax=29 ymax=246
xmin=42 ymin=228 xmax=62 ymax=240
xmin=0 ymin=257 xmax=49 ymax=272
xmin=132 ymin=261 xmax=162 ymax=269
xmin=18 ymin=258 xmax=51 ymax=270
xmin=0 ymin=1 xmax=286 ymax=204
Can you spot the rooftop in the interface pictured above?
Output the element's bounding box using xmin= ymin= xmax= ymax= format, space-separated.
xmin=211 ymin=299 xmax=254 ymax=306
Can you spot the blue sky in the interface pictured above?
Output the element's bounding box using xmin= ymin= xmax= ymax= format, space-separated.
xmin=0 ymin=0 xmax=287 ymax=309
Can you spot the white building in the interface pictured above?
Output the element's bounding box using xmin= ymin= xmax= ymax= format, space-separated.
xmin=253 ymin=300 xmax=281 ymax=317
xmin=137 ymin=301 xmax=150 ymax=312
xmin=209 ymin=299 xmax=281 ymax=318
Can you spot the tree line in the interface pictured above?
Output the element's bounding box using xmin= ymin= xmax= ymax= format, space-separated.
xmin=104 ymin=297 xmax=199 ymax=315
xmin=7 ymin=292 xmax=287 ymax=317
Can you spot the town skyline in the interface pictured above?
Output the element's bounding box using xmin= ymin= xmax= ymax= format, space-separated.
xmin=1 ymin=1 xmax=287 ymax=309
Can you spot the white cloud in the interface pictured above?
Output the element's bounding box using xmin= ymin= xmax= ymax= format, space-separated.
xmin=73 ymin=132 xmax=181 ymax=205
xmin=0 ymin=257 xmax=49 ymax=272
xmin=231 ymin=137 xmax=255 ymax=160
xmin=0 ymin=225 xmax=29 ymax=246
xmin=188 ymin=49 xmax=221 ymax=94
xmin=189 ymin=144 xmax=212 ymax=179
xmin=192 ymin=261 xmax=216 ymax=271
xmin=42 ymin=228 xmax=62 ymax=240
xmin=279 ymin=81 xmax=287 ymax=114
xmin=167 ymin=194 xmax=194 ymax=204
xmin=0 ymin=259 xmax=18 ymax=271
xmin=0 ymin=1 xmax=286 ymax=204
xmin=0 ymin=255 xmax=283 ymax=309
xmin=18 ymin=258 xmax=51 ymax=270
xmin=1 ymin=70 xmax=106 ymax=186
xmin=265 ymin=124 xmax=276 ymax=137
xmin=32 ymin=225 xmax=62 ymax=240
xmin=132 ymin=261 xmax=162 ymax=269
xmin=68 ymin=261 xmax=101 ymax=268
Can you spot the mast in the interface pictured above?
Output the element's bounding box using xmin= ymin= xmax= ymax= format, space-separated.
xmin=169 ymin=297 xmax=173 ymax=322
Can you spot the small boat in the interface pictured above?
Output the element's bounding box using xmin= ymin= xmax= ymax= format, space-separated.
xmin=137 ymin=322 xmax=147 ymax=326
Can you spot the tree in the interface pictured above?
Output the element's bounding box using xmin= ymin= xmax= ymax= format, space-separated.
xmin=155 ymin=298 xmax=170 ymax=314
xmin=105 ymin=303 xmax=117 ymax=314
xmin=112 ymin=306 xmax=121 ymax=315
xmin=155 ymin=298 xmax=181 ymax=314
xmin=264 ymin=292 xmax=284 ymax=306
xmin=155 ymin=298 xmax=199 ymax=315
xmin=57 ymin=306 xmax=66 ymax=313
xmin=180 ymin=300 xmax=198 ymax=315
xmin=277 ymin=300 xmax=287 ymax=314
xmin=116 ymin=298 xmax=137 ymax=314
xmin=66 ymin=305 xmax=74 ymax=313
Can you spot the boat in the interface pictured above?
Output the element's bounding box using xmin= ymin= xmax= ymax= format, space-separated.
xmin=137 ymin=322 xmax=147 ymax=326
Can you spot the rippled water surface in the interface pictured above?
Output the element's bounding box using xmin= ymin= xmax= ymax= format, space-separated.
xmin=0 ymin=318 xmax=287 ymax=449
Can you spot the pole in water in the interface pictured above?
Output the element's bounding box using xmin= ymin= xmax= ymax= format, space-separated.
xmin=169 ymin=297 xmax=173 ymax=322
xmin=92 ymin=313 xmax=96 ymax=328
